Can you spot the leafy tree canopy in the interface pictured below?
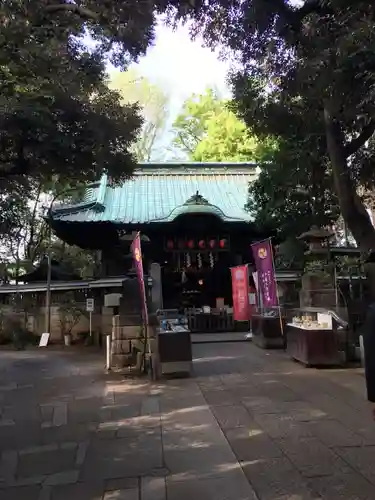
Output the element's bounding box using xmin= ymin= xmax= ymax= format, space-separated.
xmin=172 ymin=88 xmax=259 ymax=162
xmin=174 ymin=1 xmax=375 ymax=250
xmin=108 ymin=68 xmax=170 ymax=162
xmin=245 ymin=113 xmax=341 ymax=239
xmin=0 ymin=0 xmax=196 ymax=234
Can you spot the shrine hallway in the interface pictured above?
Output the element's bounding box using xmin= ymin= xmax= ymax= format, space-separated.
xmin=1 ymin=343 xmax=375 ymax=500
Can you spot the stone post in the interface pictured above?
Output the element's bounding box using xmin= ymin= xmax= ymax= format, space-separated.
xmin=150 ymin=262 xmax=163 ymax=312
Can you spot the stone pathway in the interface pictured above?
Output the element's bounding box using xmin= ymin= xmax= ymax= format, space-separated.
xmin=0 ymin=343 xmax=375 ymax=499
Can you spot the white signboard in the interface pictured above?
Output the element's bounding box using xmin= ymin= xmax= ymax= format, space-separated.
xmin=104 ymin=293 xmax=122 ymax=307
xmin=317 ymin=312 xmax=333 ymax=330
xmin=86 ymin=298 xmax=94 ymax=312
xmin=39 ymin=333 xmax=50 ymax=347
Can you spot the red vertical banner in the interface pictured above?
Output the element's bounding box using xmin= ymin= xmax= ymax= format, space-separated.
xmin=131 ymin=232 xmax=148 ymax=325
xmin=251 ymin=239 xmax=278 ymax=307
xmin=231 ymin=265 xmax=250 ymax=321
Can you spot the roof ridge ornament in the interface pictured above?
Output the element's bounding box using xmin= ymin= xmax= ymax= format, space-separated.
xmin=184 ymin=191 xmax=209 ymax=206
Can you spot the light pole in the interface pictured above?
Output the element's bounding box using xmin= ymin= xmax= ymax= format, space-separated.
xmin=45 ymin=246 xmax=52 ymax=334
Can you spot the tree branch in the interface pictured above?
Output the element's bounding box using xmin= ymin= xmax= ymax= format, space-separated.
xmin=44 ymin=3 xmax=100 ymax=21
xmin=26 ymin=183 xmax=43 ymax=262
xmin=344 ymin=120 xmax=375 ymax=158
xmin=281 ymin=0 xmax=331 ymax=39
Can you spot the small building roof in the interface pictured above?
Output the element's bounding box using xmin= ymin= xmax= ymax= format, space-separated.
xmin=0 ymin=276 xmax=133 ymax=294
xmin=51 ymin=162 xmax=258 ymax=225
xmin=16 ymin=258 xmax=81 ymax=283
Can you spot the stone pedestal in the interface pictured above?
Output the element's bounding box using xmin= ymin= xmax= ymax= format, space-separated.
xmin=111 ymin=278 xmax=143 ymax=368
xmin=299 ymin=272 xmax=336 ymax=309
xmin=111 ymin=316 xmax=136 ymax=368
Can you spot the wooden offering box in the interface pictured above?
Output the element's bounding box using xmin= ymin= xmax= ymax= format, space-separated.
xmin=286 ymin=308 xmax=347 ymax=367
xmin=252 ymin=312 xmax=285 ymax=349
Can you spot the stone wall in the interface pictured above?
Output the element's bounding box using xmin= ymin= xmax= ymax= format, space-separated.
xmin=0 ymin=303 xmax=113 ymax=342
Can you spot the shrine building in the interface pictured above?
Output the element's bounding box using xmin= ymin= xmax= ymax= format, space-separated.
xmin=49 ymin=162 xmax=270 ymax=310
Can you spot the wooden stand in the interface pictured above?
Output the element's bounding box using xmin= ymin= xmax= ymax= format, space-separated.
xmin=252 ymin=314 xmax=285 ymax=349
xmin=286 ymin=323 xmax=343 ymax=367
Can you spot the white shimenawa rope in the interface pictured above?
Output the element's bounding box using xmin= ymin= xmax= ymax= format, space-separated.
xmin=197 ymin=253 xmax=202 ymax=269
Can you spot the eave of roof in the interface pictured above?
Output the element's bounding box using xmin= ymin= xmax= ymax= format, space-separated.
xmin=50 ymin=162 xmax=257 ymax=225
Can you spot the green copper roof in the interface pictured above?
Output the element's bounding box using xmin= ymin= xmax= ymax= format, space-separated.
xmin=52 ymin=162 xmax=258 ymax=224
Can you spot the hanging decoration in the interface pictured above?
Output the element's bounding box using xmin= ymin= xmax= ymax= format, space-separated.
xmin=185 ymin=252 xmax=191 ymax=268
xmin=197 ymin=253 xmax=202 ymax=269
xmin=209 ymin=252 xmax=214 ymax=268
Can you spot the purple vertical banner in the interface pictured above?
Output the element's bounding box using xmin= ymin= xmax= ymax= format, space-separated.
xmin=251 ymin=239 xmax=278 ymax=307
xmin=131 ymin=232 xmax=149 ymax=325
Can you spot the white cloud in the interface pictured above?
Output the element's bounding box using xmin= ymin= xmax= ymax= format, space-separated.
xmin=108 ymin=20 xmax=231 ymax=117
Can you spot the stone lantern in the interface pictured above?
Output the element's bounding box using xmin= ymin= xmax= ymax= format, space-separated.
xmin=297 ymin=226 xmax=336 ymax=308
xmin=297 ymin=225 xmax=334 ymax=255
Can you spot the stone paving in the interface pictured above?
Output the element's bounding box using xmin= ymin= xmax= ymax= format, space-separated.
xmin=0 ymin=343 xmax=375 ymax=499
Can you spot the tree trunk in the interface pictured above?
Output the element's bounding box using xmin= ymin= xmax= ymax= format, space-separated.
xmin=324 ymin=107 xmax=375 ymax=251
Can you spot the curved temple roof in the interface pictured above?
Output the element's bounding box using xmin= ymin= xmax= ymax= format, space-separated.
xmin=51 ymin=162 xmax=258 ymax=225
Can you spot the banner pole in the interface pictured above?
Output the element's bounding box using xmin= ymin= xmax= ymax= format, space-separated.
xmin=269 ymin=238 xmax=285 ymax=349
xmin=132 ymin=231 xmax=151 ymax=374
xmin=245 ymin=264 xmax=253 ymax=340
xmin=251 ymin=236 xmax=274 ymax=247
xmin=254 ymin=270 xmax=262 ymax=314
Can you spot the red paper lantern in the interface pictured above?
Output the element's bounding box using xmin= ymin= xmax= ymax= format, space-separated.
xmin=187 ymin=239 xmax=194 ymax=249
xmin=209 ymin=239 xmax=216 ymax=249
xmin=166 ymin=239 xmax=174 ymax=250
xmin=219 ymin=238 xmax=228 ymax=249
xmin=198 ymin=239 xmax=206 ymax=249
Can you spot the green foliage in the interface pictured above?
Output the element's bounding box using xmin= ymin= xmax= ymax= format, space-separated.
xmin=58 ymin=292 xmax=85 ymax=338
xmin=0 ymin=312 xmax=38 ymax=349
xmin=172 ymin=88 xmax=259 ymax=162
xmin=0 ymin=181 xmax=98 ymax=280
xmin=108 ymin=69 xmax=169 ymax=162
xmin=274 ymin=238 xmax=306 ymax=271
xmin=172 ymin=88 xmax=224 ymax=156
xmin=245 ymin=131 xmax=341 ymax=239
xmin=50 ymin=244 xmax=100 ymax=280
xmin=193 ymin=109 xmax=258 ymax=162
xmin=0 ymin=1 xmax=144 ymax=236
xmin=175 ymin=1 xmax=375 ymax=249
xmin=0 ymin=0 xmax=199 ymax=235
